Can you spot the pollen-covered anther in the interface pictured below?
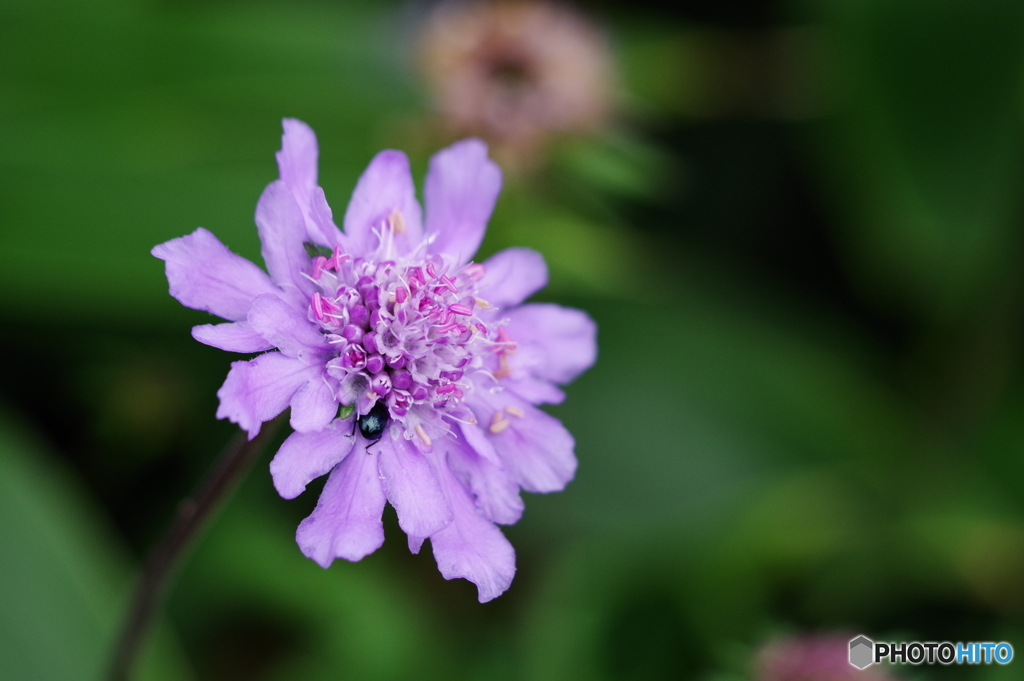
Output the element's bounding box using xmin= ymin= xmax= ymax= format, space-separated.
xmin=496 ymin=327 xmax=517 ymax=353
xmin=415 ymin=423 xmax=433 ymax=447
xmin=311 ymin=256 xmax=328 ymax=280
xmin=440 ymin=274 xmax=459 ymax=293
xmin=311 ymin=292 xmax=326 ymax=321
xmin=489 ymin=411 xmax=511 ymax=434
xmin=387 ymin=209 xmax=407 ymax=235
xmin=473 ymin=297 xmax=490 ymax=309
xmin=311 ymin=294 xmax=344 ymax=326
xmin=330 ymin=246 xmax=349 ymax=270
xmin=505 ymin=405 xmax=524 ymax=418
xmin=462 ymin=263 xmax=486 ymax=281
xmin=494 ymin=354 xmax=512 ymax=380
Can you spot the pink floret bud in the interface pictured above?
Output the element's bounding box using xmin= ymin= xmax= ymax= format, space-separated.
xmin=366 ymin=354 xmax=385 ymax=375
xmin=371 ymin=373 xmax=392 ymax=396
xmin=342 ymin=324 xmax=364 ymax=342
xmin=391 ymin=368 xmax=413 ymax=390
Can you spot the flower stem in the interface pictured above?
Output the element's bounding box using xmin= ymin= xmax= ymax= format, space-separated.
xmin=107 ymin=414 xmax=286 ymax=681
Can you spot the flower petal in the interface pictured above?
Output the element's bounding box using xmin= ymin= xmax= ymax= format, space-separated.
xmin=216 ymin=352 xmax=319 ymax=439
xmin=308 ymin=185 xmax=344 ymax=248
xmin=255 ymin=180 xmax=314 ymax=301
xmin=477 ymin=248 xmax=548 ymax=309
xmin=276 ymin=119 xmax=343 ymax=248
xmin=247 ymin=293 xmax=328 ymax=363
xmin=152 ymin=228 xmax=278 ymax=321
xmin=296 ymin=441 xmax=386 ymax=566
xmin=270 ymin=417 xmax=356 ymax=499
xmin=191 ymin=322 xmax=273 ymax=353
xmin=377 ymin=435 xmax=452 ymax=538
xmin=447 ymin=434 xmax=524 ymax=525
xmin=290 ymin=374 xmax=338 ymax=433
xmin=343 ymin=150 xmax=423 ymax=256
xmin=506 ymin=303 xmax=597 ymax=384
xmin=424 ymin=138 xmax=502 ymax=266
xmin=458 ymin=421 xmax=502 ymax=467
xmin=276 ymin=118 xmax=318 ymax=210
xmin=424 ymin=448 xmax=516 ymax=603
xmin=467 ymin=387 xmax=577 ymax=493
xmin=502 ymin=377 xmax=566 ymax=405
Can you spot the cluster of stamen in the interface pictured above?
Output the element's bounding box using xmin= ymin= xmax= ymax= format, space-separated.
xmin=303 ymin=220 xmax=513 ymax=445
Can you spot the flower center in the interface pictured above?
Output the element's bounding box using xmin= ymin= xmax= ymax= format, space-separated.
xmin=302 ymin=235 xmax=506 ymax=436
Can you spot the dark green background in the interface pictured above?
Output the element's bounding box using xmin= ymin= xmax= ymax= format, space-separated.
xmin=3 ymin=0 xmax=1024 ymax=678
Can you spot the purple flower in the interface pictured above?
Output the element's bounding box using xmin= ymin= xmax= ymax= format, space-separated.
xmin=153 ymin=119 xmax=596 ymax=601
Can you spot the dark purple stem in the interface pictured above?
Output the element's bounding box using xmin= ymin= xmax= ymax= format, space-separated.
xmin=108 ymin=414 xmax=286 ymax=681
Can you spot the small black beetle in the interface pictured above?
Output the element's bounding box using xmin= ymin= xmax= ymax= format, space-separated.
xmin=357 ymin=401 xmax=390 ymax=444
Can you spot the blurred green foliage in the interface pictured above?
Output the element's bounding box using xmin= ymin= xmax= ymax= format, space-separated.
xmin=0 ymin=408 xmax=192 ymax=681
xmin=4 ymin=0 xmax=1024 ymax=679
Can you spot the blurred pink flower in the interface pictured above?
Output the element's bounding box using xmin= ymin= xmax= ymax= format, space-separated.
xmin=420 ymin=0 xmax=614 ymax=165
xmin=153 ymin=119 xmax=596 ymax=601
xmin=757 ymin=635 xmax=898 ymax=681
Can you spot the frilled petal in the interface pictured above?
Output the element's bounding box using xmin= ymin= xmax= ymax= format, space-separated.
xmin=296 ymin=441 xmax=386 ymax=566
xmin=467 ymin=387 xmax=576 ymax=493
xmin=424 ymin=138 xmax=502 ymax=266
xmin=152 ymin=228 xmax=278 ymax=321
xmin=447 ymin=432 xmax=524 ymax=525
xmin=377 ymin=435 xmax=452 ymax=538
xmin=424 ymin=448 xmax=516 ymax=603
xmin=247 ymin=293 xmax=328 ymax=363
xmin=308 ymin=185 xmax=343 ymax=248
xmin=276 ymin=119 xmax=342 ymax=248
xmin=290 ymin=375 xmax=338 ymax=433
xmin=343 ymin=150 xmax=423 ymax=256
xmin=502 ymin=377 xmax=566 ymax=405
xmin=506 ymin=303 xmax=597 ymax=385
xmin=191 ymin=322 xmax=273 ymax=353
xmin=459 ymin=421 xmax=502 ymax=467
xmin=270 ymin=417 xmax=355 ymax=499
xmin=477 ymin=248 xmax=548 ymax=309
xmin=276 ymin=118 xmax=318 ymax=211
xmin=255 ymin=180 xmax=314 ymax=301
xmin=216 ymin=352 xmax=320 ymax=438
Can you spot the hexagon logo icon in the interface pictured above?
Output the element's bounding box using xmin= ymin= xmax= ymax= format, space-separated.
xmin=849 ymin=635 xmax=874 ymax=669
